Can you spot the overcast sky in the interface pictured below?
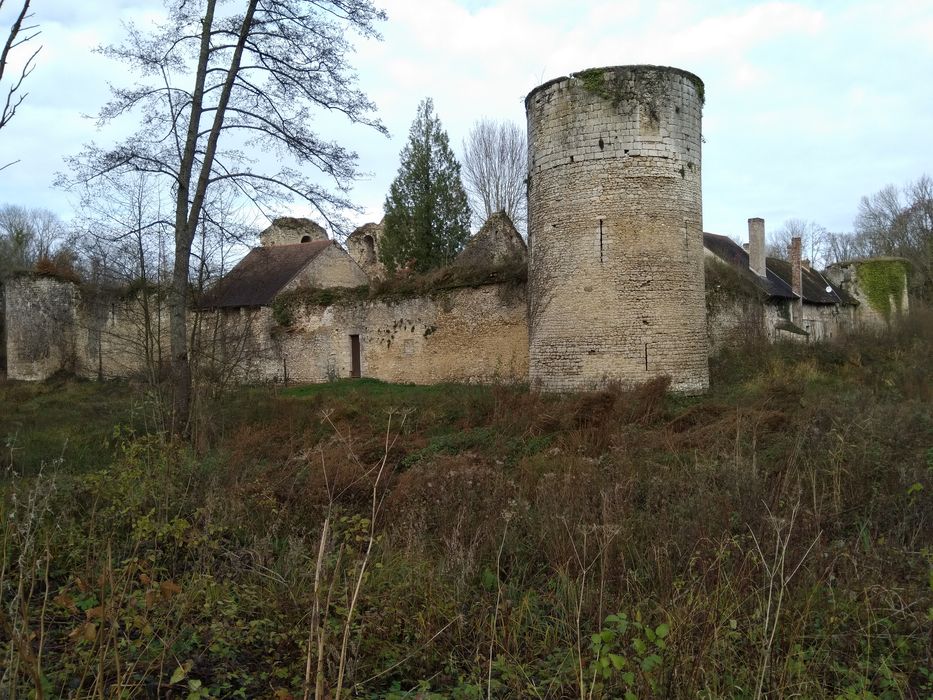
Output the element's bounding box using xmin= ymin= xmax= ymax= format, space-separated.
xmin=1 ymin=0 xmax=931 ymax=245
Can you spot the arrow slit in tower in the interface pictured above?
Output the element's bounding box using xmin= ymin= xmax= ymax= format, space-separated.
xmin=599 ymin=219 xmax=604 ymax=264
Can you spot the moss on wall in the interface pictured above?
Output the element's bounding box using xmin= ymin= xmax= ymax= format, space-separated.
xmin=575 ymin=68 xmax=615 ymax=102
xmin=270 ymin=261 xmax=528 ymax=327
xmin=704 ymin=259 xmax=764 ymax=314
xmin=856 ymin=260 xmax=907 ymax=319
xmin=573 ymin=66 xmax=705 ymax=108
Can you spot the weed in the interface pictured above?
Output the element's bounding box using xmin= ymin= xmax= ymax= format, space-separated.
xmin=1 ymin=310 xmax=931 ymax=697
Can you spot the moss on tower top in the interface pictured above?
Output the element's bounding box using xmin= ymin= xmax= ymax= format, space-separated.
xmin=567 ymin=65 xmax=705 ymax=108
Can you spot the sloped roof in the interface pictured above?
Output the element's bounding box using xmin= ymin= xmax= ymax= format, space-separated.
xmin=766 ymin=257 xmax=855 ymax=305
xmin=702 ymin=232 xmax=854 ymax=305
xmin=703 ymin=233 xmax=795 ymax=299
xmin=200 ymin=240 xmax=332 ymax=308
xmin=455 ymin=211 xmax=527 ymax=268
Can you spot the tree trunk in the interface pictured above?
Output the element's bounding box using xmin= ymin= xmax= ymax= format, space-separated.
xmin=170 ymin=222 xmax=193 ymax=436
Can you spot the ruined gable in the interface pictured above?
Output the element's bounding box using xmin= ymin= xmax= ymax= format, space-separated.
xmin=454 ymin=211 xmax=527 ymax=269
xmin=259 ymin=217 xmax=329 ymax=246
xmin=346 ymin=220 xmax=387 ymax=279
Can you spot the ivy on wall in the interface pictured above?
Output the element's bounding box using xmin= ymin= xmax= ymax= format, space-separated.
xmin=855 ymin=260 xmax=908 ymax=319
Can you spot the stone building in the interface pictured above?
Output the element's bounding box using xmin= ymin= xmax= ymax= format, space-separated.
xmin=526 ymin=65 xmax=709 ymax=393
xmin=704 ymin=218 xmax=858 ymax=347
xmin=200 ymin=238 xmax=368 ymax=309
xmin=1 ymin=65 xmax=912 ymax=388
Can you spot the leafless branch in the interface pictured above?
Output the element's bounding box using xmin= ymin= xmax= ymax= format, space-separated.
xmin=0 ymin=0 xmax=41 ymax=131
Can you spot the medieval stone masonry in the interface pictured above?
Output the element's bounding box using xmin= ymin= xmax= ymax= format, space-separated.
xmin=1 ymin=65 xmax=910 ymax=388
xmin=526 ymin=65 xmax=709 ymax=392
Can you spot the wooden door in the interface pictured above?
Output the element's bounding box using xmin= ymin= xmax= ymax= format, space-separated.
xmin=350 ymin=334 xmax=361 ymax=378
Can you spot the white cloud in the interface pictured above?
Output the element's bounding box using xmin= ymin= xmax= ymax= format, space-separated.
xmin=1 ymin=0 xmax=931 ymax=240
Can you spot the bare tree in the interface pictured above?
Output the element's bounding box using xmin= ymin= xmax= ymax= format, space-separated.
xmin=0 ymin=204 xmax=71 ymax=278
xmin=855 ymin=174 xmax=933 ymax=299
xmin=766 ymin=218 xmax=828 ymax=268
xmin=461 ymin=119 xmax=527 ymax=232
xmin=71 ymin=172 xmax=174 ymax=386
xmin=0 ymin=0 xmax=40 ymax=164
xmin=823 ymin=231 xmax=866 ymax=266
xmin=64 ymin=0 xmax=386 ymax=435
xmin=73 ymin=172 xmax=169 ymax=281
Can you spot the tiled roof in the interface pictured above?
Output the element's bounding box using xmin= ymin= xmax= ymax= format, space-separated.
xmin=703 ymin=233 xmax=795 ymax=299
xmin=766 ymin=257 xmax=855 ymax=305
xmin=702 ymin=232 xmax=855 ymax=305
xmin=200 ymin=240 xmax=332 ymax=308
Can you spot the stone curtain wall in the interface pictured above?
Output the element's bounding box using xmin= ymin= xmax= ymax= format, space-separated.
xmin=526 ymin=65 xmax=709 ymax=393
xmin=707 ymin=297 xmax=854 ymax=350
xmin=4 ymin=275 xmax=528 ymax=385
xmin=270 ymin=284 xmax=529 ymax=384
xmin=4 ymin=276 xmax=173 ymax=381
xmin=1 ymin=272 xmax=869 ymax=385
xmin=797 ymin=303 xmax=855 ymax=342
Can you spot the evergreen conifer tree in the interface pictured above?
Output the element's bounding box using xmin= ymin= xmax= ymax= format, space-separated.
xmin=380 ymin=98 xmax=471 ymax=273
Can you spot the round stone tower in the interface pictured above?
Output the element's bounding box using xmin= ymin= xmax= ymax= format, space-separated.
xmin=525 ymin=65 xmax=709 ymax=392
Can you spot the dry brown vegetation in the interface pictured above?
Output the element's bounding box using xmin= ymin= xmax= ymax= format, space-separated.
xmin=1 ymin=309 xmax=931 ymax=698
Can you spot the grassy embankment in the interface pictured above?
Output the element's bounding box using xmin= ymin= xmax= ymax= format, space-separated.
xmin=1 ymin=314 xmax=931 ymax=698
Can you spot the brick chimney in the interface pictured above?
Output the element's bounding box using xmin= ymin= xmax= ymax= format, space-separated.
xmin=748 ymin=217 xmax=766 ymax=277
xmin=789 ymin=236 xmax=803 ymax=322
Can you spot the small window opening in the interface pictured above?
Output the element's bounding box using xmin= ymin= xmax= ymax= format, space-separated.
xmin=300 ymin=235 xmax=312 ymax=243
xmin=644 ymin=343 xmax=649 ymax=371
xmin=599 ymin=219 xmax=604 ymax=264
xmin=362 ymin=234 xmax=376 ymax=265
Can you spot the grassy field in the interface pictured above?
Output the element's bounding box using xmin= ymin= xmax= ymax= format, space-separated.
xmin=1 ymin=316 xmax=931 ymax=698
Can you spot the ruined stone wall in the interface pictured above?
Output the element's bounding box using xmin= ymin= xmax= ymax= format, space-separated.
xmin=4 ymin=275 xmax=526 ymax=385
xmin=826 ymin=260 xmax=909 ymax=329
xmin=259 ymin=218 xmax=328 ymax=247
xmin=346 ymin=222 xmax=386 ymax=280
xmin=707 ymin=297 xmax=764 ymax=354
xmin=526 ymin=65 xmax=709 ymax=392
xmin=90 ymin=294 xmax=171 ymax=380
xmin=246 ymin=283 xmax=529 ymax=384
xmin=4 ymin=276 xmax=173 ymax=381
xmin=4 ymin=276 xmax=80 ymax=380
xmin=706 ymin=298 xmax=854 ymax=350
xmin=284 ymin=245 xmax=369 ymax=290
xmin=798 ymin=303 xmax=854 ymax=342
